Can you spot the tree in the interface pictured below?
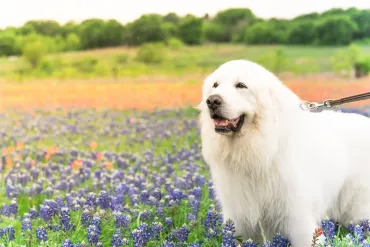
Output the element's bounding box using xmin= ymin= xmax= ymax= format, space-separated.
xmin=244 ymin=21 xmax=288 ymax=44
xmin=209 ymin=8 xmax=256 ymax=42
xmin=65 ymin=33 xmax=81 ymax=51
xmin=178 ymin=15 xmax=204 ymax=45
xmin=22 ymin=20 xmax=62 ymax=36
xmin=78 ymin=19 xmax=107 ymax=49
xmin=22 ymin=40 xmax=46 ymax=68
xmin=351 ymin=10 xmax=370 ymax=39
xmin=124 ymin=14 xmax=169 ymax=46
xmin=0 ymin=31 xmax=21 ymax=56
xmin=314 ymin=15 xmax=358 ymax=45
xmin=103 ymin=19 xmax=125 ymax=47
xmin=288 ymin=20 xmax=316 ymax=44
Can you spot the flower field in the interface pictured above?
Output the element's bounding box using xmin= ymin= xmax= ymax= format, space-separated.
xmin=1 ymin=76 xmax=370 ymax=246
xmin=1 ymin=76 xmax=370 ymax=112
xmin=1 ymin=107 xmax=370 ymax=247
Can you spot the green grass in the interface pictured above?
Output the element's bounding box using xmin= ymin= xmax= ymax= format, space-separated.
xmin=1 ymin=44 xmax=370 ymax=82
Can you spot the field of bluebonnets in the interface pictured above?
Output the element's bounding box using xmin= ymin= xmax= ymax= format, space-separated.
xmin=1 ymin=106 xmax=370 ymax=247
xmin=2 ymin=6 xmax=370 ymax=246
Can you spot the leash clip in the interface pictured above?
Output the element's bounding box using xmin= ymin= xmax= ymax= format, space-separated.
xmin=299 ymin=100 xmax=333 ymax=112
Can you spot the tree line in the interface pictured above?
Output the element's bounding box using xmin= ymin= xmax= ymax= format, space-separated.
xmin=0 ymin=7 xmax=370 ymax=57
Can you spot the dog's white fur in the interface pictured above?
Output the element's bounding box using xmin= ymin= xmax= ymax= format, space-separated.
xmin=198 ymin=60 xmax=370 ymax=246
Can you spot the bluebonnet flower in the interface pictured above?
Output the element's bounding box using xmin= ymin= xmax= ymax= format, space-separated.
xmin=1 ymin=204 xmax=10 ymax=217
xmin=165 ymin=217 xmax=173 ymax=229
xmin=60 ymin=207 xmax=73 ymax=231
xmin=321 ymin=219 xmax=337 ymax=240
xmin=91 ymin=215 xmax=102 ymax=234
xmin=36 ymin=226 xmax=48 ymax=241
xmin=169 ymin=224 xmax=190 ymax=243
xmin=98 ymin=191 xmax=112 ymax=210
xmin=21 ymin=218 xmax=32 ymax=232
xmin=203 ymin=205 xmax=223 ymax=238
xmin=86 ymin=192 xmax=97 ymax=208
xmin=87 ymin=225 xmax=99 ymax=245
xmin=156 ymin=206 xmax=164 ymax=218
xmin=161 ymin=241 xmax=175 ymax=247
xmin=140 ymin=190 xmax=150 ymax=204
xmin=9 ymin=199 xmax=18 ymax=216
xmin=81 ymin=209 xmax=92 ymax=226
xmin=361 ymin=219 xmax=370 ymax=232
xmin=29 ymin=207 xmax=38 ymax=219
xmin=114 ymin=211 xmax=131 ymax=228
xmin=131 ymin=223 xmax=152 ymax=247
xmin=140 ymin=210 xmax=153 ymax=221
xmin=152 ymin=188 xmax=162 ymax=201
xmin=222 ymin=219 xmax=236 ymax=247
xmin=272 ymin=233 xmax=290 ymax=247
xmin=151 ymin=222 xmax=164 ymax=240
xmin=40 ymin=205 xmax=53 ymax=222
xmin=261 ymin=241 xmax=274 ymax=247
xmin=353 ymin=224 xmax=365 ymax=242
xmin=62 ymin=239 xmax=74 ymax=247
xmin=111 ymin=229 xmax=124 ymax=247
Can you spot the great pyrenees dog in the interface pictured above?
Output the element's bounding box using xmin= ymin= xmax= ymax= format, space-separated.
xmin=198 ymin=60 xmax=370 ymax=246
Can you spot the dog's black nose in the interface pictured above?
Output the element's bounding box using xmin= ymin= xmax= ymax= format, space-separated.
xmin=206 ymin=95 xmax=223 ymax=110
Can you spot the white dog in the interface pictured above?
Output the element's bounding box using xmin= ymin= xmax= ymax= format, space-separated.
xmin=198 ymin=60 xmax=370 ymax=246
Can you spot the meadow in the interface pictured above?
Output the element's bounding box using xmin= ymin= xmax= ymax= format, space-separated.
xmin=1 ymin=43 xmax=370 ymax=247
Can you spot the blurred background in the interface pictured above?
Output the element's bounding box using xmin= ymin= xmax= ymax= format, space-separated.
xmin=0 ymin=0 xmax=370 ymax=111
xmin=1 ymin=1 xmax=370 ymax=246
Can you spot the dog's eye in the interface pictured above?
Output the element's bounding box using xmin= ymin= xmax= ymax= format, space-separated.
xmin=213 ymin=82 xmax=219 ymax=88
xmin=236 ymin=82 xmax=247 ymax=89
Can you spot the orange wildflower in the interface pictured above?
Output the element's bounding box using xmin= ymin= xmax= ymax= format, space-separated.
xmin=90 ymin=141 xmax=98 ymax=150
xmin=96 ymin=152 xmax=103 ymax=161
xmin=16 ymin=141 xmax=24 ymax=150
xmin=5 ymin=157 xmax=13 ymax=169
xmin=104 ymin=161 xmax=114 ymax=170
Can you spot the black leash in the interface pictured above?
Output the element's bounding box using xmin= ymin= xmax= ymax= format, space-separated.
xmin=299 ymin=92 xmax=370 ymax=111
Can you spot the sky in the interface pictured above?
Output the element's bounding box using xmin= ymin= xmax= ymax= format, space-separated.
xmin=1 ymin=0 xmax=370 ymax=28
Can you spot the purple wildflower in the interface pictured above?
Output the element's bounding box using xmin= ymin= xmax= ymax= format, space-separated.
xmin=114 ymin=211 xmax=131 ymax=228
xmin=9 ymin=199 xmax=18 ymax=216
xmin=81 ymin=209 xmax=92 ymax=226
xmin=87 ymin=225 xmax=99 ymax=245
xmin=243 ymin=239 xmax=257 ymax=247
xmin=21 ymin=218 xmax=32 ymax=232
xmin=222 ymin=219 xmax=236 ymax=247
xmin=36 ymin=226 xmax=48 ymax=241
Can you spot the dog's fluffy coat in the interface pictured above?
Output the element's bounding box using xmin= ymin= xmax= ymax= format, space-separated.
xmin=198 ymin=60 xmax=370 ymax=246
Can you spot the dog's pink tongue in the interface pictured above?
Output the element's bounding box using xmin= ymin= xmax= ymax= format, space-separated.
xmin=231 ymin=117 xmax=240 ymax=127
xmin=214 ymin=119 xmax=229 ymax=127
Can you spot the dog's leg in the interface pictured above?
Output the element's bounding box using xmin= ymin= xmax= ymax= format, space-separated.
xmin=286 ymin=215 xmax=318 ymax=247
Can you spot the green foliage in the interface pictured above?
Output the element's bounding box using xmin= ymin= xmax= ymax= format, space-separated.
xmin=124 ymin=14 xmax=169 ymax=46
xmin=209 ymin=8 xmax=256 ymax=42
xmin=244 ymin=21 xmax=287 ymax=44
xmin=205 ymin=22 xmax=228 ymax=42
xmin=1 ymin=7 xmax=370 ymax=58
xmin=314 ymin=15 xmax=358 ymax=45
xmin=64 ymin=33 xmax=81 ymax=51
xmin=22 ymin=20 xmax=62 ymax=36
xmin=331 ymin=43 xmax=369 ymax=77
xmin=351 ymin=10 xmax=370 ymax=39
xmin=22 ymin=40 xmax=47 ymax=68
xmin=135 ymin=43 xmax=167 ymax=64
xmin=166 ymin=38 xmax=184 ymax=50
xmin=0 ymin=31 xmax=21 ymax=56
xmin=115 ymin=54 xmax=129 ymax=64
xmin=178 ymin=15 xmax=204 ymax=45
xmin=288 ymin=20 xmax=316 ymax=44
xmin=256 ymin=48 xmax=289 ymax=74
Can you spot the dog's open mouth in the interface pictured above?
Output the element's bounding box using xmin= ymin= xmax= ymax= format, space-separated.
xmin=212 ymin=114 xmax=245 ymax=133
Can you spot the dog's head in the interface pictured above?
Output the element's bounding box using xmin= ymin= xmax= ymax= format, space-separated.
xmin=198 ymin=60 xmax=300 ymax=136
